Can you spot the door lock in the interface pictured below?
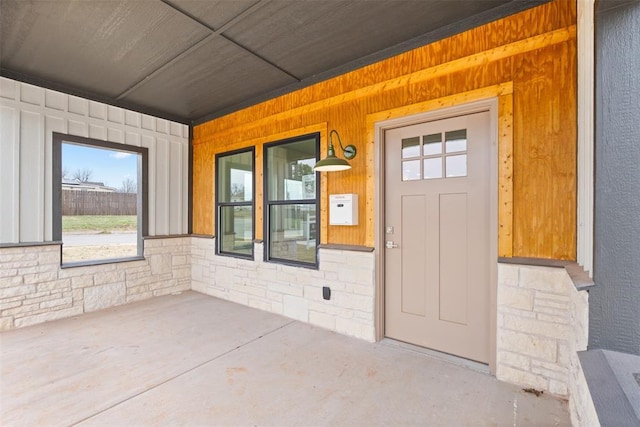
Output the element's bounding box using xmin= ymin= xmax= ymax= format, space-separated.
xmin=385 ymin=241 xmax=399 ymax=249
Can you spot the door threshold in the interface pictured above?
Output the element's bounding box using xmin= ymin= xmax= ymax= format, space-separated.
xmin=381 ymin=338 xmax=490 ymax=375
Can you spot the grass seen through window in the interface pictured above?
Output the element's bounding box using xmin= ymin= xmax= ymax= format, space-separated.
xmin=62 ymin=215 xmax=137 ymax=233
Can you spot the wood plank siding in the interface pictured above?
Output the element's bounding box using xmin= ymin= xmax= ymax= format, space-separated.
xmin=193 ymin=0 xmax=577 ymax=260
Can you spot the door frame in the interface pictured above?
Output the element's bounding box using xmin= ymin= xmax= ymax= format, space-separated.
xmin=372 ymin=97 xmax=500 ymax=373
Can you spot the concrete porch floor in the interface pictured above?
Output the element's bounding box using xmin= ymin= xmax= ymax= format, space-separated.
xmin=1 ymin=291 xmax=569 ymax=426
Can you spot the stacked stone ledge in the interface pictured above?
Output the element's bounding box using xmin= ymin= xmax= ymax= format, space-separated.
xmin=191 ymin=239 xmax=376 ymax=342
xmin=0 ymin=237 xmax=191 ymax=330
xmin=496 ymin=263 xmax=589 ymax=398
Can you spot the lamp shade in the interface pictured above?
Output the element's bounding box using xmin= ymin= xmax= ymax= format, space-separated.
xmin=313 ymin=129 xmax=356 ymax=172
xmin=313 ymin=154 xmax=351 ymax=172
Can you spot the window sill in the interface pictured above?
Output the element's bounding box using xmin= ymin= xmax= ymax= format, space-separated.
xmin=61 ymin=256 xmax=145 ymax=269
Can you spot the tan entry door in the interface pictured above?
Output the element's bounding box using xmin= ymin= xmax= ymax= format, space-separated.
xmin=384 ymin=111 xmax=491 ymax=363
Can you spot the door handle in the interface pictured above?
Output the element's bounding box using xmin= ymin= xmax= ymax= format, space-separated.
xmin=385 ymin=241 xmax=399 ymax=249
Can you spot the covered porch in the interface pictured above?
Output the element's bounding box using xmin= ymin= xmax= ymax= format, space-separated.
xmin=1 ymin=291 xmax=568 ymax=426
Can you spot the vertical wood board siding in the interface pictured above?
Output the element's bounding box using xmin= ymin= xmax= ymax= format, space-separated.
xmin=0 ymin=77 xmax=190 ymax=243
xmin=193 ymin=0 xmax=577 ymax=259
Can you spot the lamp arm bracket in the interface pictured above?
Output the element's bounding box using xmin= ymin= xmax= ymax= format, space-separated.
xmin=329 ymin=129 xmax=357 ymax=160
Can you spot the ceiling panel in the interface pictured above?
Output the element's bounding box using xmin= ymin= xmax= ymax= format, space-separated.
xmin=169 ymin=0 xmax=260 ymax=30
xmin=122 ymin=36 xmax=298 ymax=119
xmin=0 ymin=0 xmax=548 ymax=124
xmin=222 ymin=0 xmax=510 ymax=79
xmin=0 ymin=0 xmax=209 ymax=98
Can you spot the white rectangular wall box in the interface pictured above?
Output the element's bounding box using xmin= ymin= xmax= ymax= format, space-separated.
xmin=329 ymin=194 xmax=358 ymax=226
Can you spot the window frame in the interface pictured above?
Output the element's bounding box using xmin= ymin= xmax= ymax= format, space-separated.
xmin=215 ymin=147 xmax=256 ymax=260
xmin=52 ymin=132 xmax=148 ymax=267
xmin=263 ymin=133 xmax=320 ymax=268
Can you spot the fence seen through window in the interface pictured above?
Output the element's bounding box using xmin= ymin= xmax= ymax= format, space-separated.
xmin=60 ymin=142 xmax=141 ymax=264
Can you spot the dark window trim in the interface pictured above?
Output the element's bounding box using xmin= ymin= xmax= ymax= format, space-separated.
xmin=263 ymin=132 xmax=320 ymax=268
xmin=215 ymin=146 xmax=255 ymax=260
xmin=52 ymin=132 xmax=149 ymax=266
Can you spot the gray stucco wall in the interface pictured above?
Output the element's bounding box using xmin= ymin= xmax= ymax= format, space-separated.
xmin=591 ymin=0 xmax=640 ymax=355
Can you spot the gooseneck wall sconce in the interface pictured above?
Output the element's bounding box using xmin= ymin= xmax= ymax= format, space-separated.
xmin=313 ymin=129 xmax=357 ymax=172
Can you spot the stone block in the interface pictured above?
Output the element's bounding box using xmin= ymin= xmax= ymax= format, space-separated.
xmin=347 ymin=252 xmax=375 ymax=269
xmin=0 ymin=285 xmax=36 ymax=299
xmin=126 ymin=292 xmax=153 ymax=303
xmin=172 ymin=266 xmax=190 ymax=280
xmin=191 ymin=281 xmax=206 ymax=293
xmin=172 ymin=255 xmax=188 ymax=266
xmin=498 ymin=306 xmax=536 ymax=319
xmin=248 ymin=299 xmax=271 ymax=312
xmin=0 ymin=269 xmax=19 ymax=279
xmin=533 ymin=304 xmax=568 ymax=317
xmin=271 ymin=301 xmax=283 ymax=315
xmin=497 ymin=350 xmax=531 ymax=370
xmin=502 ymin=314 xmax=570 ymax=341
xmin=534 ymin=297 xmax=570 ymax=311
xmin=149 ymin=278 xmax=176 ymax=291
xmin=537 ymin=313 xmax=567 ymax=324
xmin=0 ymin=316 xmax=14 ymax=330
xmin=498 ymin=285 xmax=534 ymax=311
xmin=498 ymin=330 xmax=557 ymax=362
xmin=283 ymin=295 xmax=309 ymax=322
xmin=127 ymin=284 xmax=150 ymax=295
xmin=37 ymin=249 xmax=61 ymax=264
xmin=84 ymin=283 xmax=126 ymax=312
xmin=549 ymin=380 xmax=568 ymax=397
xmin=93 ymin=270 xmax=125 ymax=286
xmin=237 ymin=284 xmax=266 ymax=298
xmin=23 ymin=292 xmax=57 ymax=305
xmin=344 ymin=283 xmax=371 ymax=296
xmin=352 ymin=310 xmax=374 ymax=322
xmin=337 ymin=267 xmax=357 ymax=284
xmin=40 ymin=296 xmax=72 ymax=309
xmin=334 ymin=293 xmax=373 ymax=312
xmin=496 ymin=365 xmax=548 ymax=390
xmin=519 ymin=267 xmax=568 ymax=293
xmin=276 ymin=270 xmax=295 ymax=283
xmin=266 ymin=291 xmax=284 ymax=302
xmin=309 ymin=311 xmax=337 ymax=331
xmin=37 ymin=279 xmax=71 ymax=293
xmin=531 ymin=359 xmax=568 ymax=381
xmin=320 ymin=261 xmax=340 ymax=273
xmin=0 ymin=276 xmax=23 ymax=287
xmin=228 ymin=290 xmax=249 ymax=306
xmin=0 ymin=300 xmax=22 ymax=311
xmin=3 ymin=302 xmax=40 ymax=316
xmin=498 ymin=264 xmax=519 ymax=286
xmin=309 ymin=301 xmax=344 ymax=317
xmin=354 ymin=268 xmax=375 ymax=286
xmin=71 ymin=276 xmax=94 ymax=289
xmin=268 ymin=282 xmax=303 ymax=297
xmin=535 ymin=291 xmax=571 ymax=302
xmin=303 ymin=285 xmax=324 ymax=301
xmin=72 ymin=289 xmax=83 ymax=303
xmin=23 ymin=272 xmax=58 ymax=284
xmin=335 ymin=317 xmax=374 ymax=342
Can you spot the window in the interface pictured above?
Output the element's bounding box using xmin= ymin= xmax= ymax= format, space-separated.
xmin=264 ymin=134 xmax=319 ymax=267
xmin=52 ymin=133 xmax=148 ymax=266
xmin=216 ymin=148 xmax=255 ymax=258
xmin=401 ymin=129 xmax=468 ymax=181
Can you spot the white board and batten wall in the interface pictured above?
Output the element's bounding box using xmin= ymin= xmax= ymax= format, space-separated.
xmin=0 ymin=77 xmax=189 ymax=243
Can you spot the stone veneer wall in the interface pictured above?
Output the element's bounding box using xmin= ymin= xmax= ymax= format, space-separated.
xmin=569 ymin=355 xmax=600 ymax=426
xmin=191 ymin=237 xmax=376 ymax=341
xmin=0 ymin=237 xmax=191 ymax=330
xmin=497 ymin=263 xmax=590 ymax=398
xmin=3 ymin=236 xmax=599 ymax=410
